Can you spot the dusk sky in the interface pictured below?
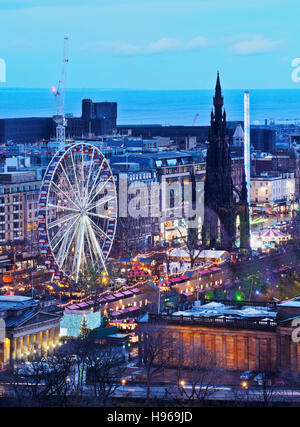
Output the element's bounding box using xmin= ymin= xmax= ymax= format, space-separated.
xmin=0 ymin=0 xmax=299 ymax=89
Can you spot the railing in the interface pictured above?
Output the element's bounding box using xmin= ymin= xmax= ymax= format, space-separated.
xmin=148 ymin=313 xmax=277 ymax=332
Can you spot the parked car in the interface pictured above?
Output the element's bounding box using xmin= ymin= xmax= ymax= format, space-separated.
xmin=240 ymin=370 xmax=254 ymax=380
xmin=254 ymin=373 xmax=272 ymax=386
xmin=272 ymin=378 xmax=286 ymax=386
xmin=253 ymin=373 xmax=264 ymax=382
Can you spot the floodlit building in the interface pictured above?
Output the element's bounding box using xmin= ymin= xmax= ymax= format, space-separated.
xmin=138 ymin=299 xmax=300 ymax=373
xmin=0 ymin=295 xmax=63 ymax=366
xmin=251 ymin=172 xmax=295 ymax=213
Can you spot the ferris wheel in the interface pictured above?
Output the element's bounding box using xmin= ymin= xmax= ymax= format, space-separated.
xmin=38 ymin=143 xmax=117 ymax=283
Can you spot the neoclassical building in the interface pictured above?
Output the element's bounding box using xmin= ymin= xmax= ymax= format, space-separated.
xmin=0 ymin=296 xmax=63 ymax=366
xmin=138 ymin=299 xmax=300 ymax=374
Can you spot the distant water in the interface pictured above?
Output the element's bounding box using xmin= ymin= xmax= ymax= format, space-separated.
xmin=0 ymin=88 xmax=300 ymax=126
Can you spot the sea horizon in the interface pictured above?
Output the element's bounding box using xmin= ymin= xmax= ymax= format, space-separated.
xmin=1 ymin=88 xmax=300 ymax=126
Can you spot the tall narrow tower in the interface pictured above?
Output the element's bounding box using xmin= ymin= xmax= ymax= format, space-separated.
xmin=242 ymin=90 xmax=251 ymax=251
xmin=202 ymin=73 xmax=235 ymax=251
xmin=244 ymin=91 xmax=251 ymax=209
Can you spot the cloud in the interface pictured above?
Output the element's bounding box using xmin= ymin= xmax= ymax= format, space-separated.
xmin=0 ymin=39 xmax=33 ymax=51
xmin=81 ymin=41 xmax=140 ymax=56
xmin=231 ymin=38 xmax=283 ymax=55
xmin=185 ymin=36 xmax=209 ymax=50
xmin=146 ymin=38 xmax=182 ymax=53
xmin=81 ymin=35 xmax=210 ymax=56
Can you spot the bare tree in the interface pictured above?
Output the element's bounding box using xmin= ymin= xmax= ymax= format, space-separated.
xmin=177 ymin=224 xmax=201 ymax=269
xmin=85 ymin=345 xmax=126 ymax=405
xmin=6 ymin=351 xmax=74 ymax=405
xmin=57 ymin=337 xmax=96 ymax=394
xmin=139 ymin=324 xmax=172 ymax=402
xmin=175 ymin=343 xmax=222 ymax=405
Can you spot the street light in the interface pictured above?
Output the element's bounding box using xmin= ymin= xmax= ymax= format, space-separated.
xmin=179 ymin=379 xmax=185 ymax=396
xmin=241 ymin=381 xmax=248 ymax=390
xmin=121 ymin=378 xmax=126 ymax=396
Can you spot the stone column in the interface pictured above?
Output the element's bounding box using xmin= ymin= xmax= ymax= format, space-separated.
xmin=49 ymin=329 xmax=54 ymax=352
xmin=41 ymin=331 xmax=48 ymax=353
xmin=15 ymin=337 xmax=21 ymax=360
xmin=54 ymin=327 xmax=60 ymax=346
xmin=9 ymin=338 xmax=15 ymax=365
xmin=23 ymin=335 xmax=30 ymax=360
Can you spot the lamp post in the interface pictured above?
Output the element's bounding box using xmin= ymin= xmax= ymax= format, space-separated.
xmin=179 ymin=379 xmax=185 ymax=397
xmin=157 ymin=285 xmax=161 ymax=314
xmin=121 ymin=378 xmax=126 ymax=397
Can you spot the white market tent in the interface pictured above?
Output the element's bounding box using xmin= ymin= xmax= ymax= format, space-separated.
xmin=260 ymin=229 xmax=286 ymax=241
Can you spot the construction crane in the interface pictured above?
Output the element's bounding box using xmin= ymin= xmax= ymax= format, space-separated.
xmin=52 ymin=34 xmax=70 ymax=145
xmin=192 ymin=113 xmax=199 ymax=126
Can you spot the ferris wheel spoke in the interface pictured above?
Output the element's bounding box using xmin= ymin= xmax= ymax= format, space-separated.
xmin=88 ymin=158 xmax=105 ymax=200
xmin=83 ymin=147 xmax=95 ymax=203
xmin=87 ymin=211 xmax=117 ymax=221
xmin=48 ymin=203 xmax=79 ymax=213
xmin=70 ymin=149 xmax=82 ymax=205
xmin=87 ymin=194 xmax=115 ymax=212
xmin=56 ymin=220 xmax=80 ymax=269
xmin=58 ymin=162 xmax=79 ymax=203
xmin=48 ymin=212 xmax=78 ymax=229
xmin=88 ymin=175 xmax=113 ymax=206
xmin=85 ymin=223 xmax=96 ymax=267
xmin=72 ymin=216 xmax=86 ymax=283
xmin=86 ymin=220 xmax=108 ymax=275
xmin=51 ymin=214 xmax=80 ymax=252
xmin=89 ymin=218 xmax=112 ymax=242
xmin=51 ymin=181 xmax=81 ymax=211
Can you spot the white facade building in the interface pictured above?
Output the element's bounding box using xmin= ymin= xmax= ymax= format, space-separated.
xmin=250 ymin=173 xmax=295 ymax=205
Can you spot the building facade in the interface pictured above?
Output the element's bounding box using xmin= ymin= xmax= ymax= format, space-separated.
xmin=250 ymin=172 xmax=295 ymax=213
xmin=138 ymin=301 xmax=300 ymax=374
xmin=0 ymin=296 xmax=62 ymax=366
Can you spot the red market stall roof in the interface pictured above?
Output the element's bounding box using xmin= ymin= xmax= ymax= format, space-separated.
xmin=110 ymin=306 xmax=140 ymax=317
xmin=77 ymin=302 xmax=89 ymax=308
xmin=67 ymin=304 xmax=80 ymax=310
xmin=126 ymin=306 xmax=140 ymax=312
xmin=198 ymin=269 xmax=212 ymax=276
xmin=114 ymin=292 xmax=124 ymax=298
xmin=210 ymin=267 xmax=221 ymax=272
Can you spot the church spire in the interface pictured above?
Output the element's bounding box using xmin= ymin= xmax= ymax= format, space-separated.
xmin=213 ymin=71 xmax=223 ymax=115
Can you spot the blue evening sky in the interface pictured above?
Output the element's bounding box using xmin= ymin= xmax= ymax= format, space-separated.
xmin=0 ymin=0 xmax=299 ymax=89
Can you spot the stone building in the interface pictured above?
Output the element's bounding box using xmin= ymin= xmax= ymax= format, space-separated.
xmin=138 ymin=299 xmax=300 ymax=374
xmin=0 ymin=296 xmax=63 ymax=366
xmin=0 ymin=171 xmax=41 ymax=256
